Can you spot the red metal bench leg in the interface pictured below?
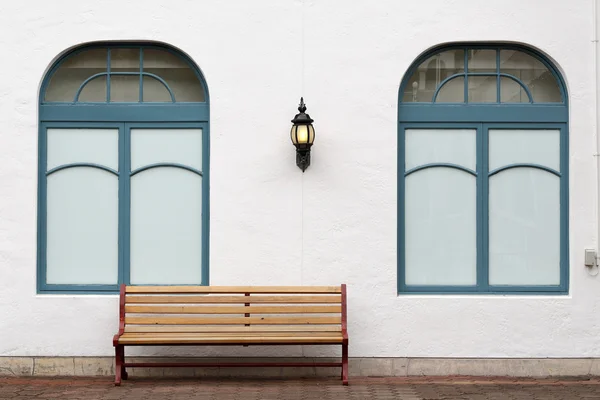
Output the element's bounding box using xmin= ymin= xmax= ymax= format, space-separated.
xmin=114 ymin=345 xmax=123 ymax=386
xmin=341 ymin=343 xmax=349 ymax=385
xmin=120 ymin=346 xmax=128 ymax=380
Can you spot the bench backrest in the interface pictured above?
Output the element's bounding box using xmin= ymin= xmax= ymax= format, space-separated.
xmin=118 ymin=285 xmax=347 ymax=335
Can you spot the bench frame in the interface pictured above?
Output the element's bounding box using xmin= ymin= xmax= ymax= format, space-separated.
xmin=112 ymin=284 xmax=349 ymax=385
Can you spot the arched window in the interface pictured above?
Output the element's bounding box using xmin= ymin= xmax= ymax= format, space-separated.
xmin=38 ymin=43 xmax=209 ymax=293
xmin=398 ymin=44 xmax=568 ymax=294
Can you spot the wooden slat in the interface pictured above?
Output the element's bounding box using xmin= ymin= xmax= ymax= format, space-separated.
xmin=121 ymin=331 xmax=342 ymax=338
xmin=124 ymin=325 xmax=341 ymax=333
xmin=125 ymin=295 xmax=342 ymax=304
xmin=126 ymin=286 xmax=341 ymax=294
xmin=118 ymin=336 xmax=343 ymax=344
xmin=125 ymin=316 xmax=342 ymax=325
xmin=125 ymin=305 xmax=341 ymax=314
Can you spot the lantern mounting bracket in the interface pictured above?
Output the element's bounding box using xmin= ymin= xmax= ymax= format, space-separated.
xmin=296 ymin=149 xmax=311 ymax=172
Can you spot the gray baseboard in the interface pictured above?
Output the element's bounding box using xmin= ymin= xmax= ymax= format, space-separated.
xmin=0 ymin=357 xmax=598 ymax=377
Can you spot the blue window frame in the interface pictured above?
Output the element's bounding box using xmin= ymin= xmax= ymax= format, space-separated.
xmin=398 ymin=44 xmax=568 ymax=294
xmin=38 ymin=43 xmax=210 ymax=293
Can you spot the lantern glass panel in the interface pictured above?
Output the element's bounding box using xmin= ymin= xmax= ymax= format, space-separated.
xmin=290 ymin=126 xmax=298 ymax=144
xmin=296 ymin=125 xmax=309 ymax=144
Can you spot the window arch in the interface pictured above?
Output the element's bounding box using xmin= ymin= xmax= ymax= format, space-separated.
xmin=398 ymin=44 xmax=568 ymax=294
xmin=38 ymin=43 xmax=209 ymax=293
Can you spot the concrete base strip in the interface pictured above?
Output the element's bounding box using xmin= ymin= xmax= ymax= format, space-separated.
xmin=0 ymin=357 xmax=598 ymax=377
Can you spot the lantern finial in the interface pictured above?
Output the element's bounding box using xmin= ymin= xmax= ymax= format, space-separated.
xmin=298 ymin=97 xmax=307 ymax=113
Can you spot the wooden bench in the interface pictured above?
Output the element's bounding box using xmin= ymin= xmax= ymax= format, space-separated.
xmin=113 ymin=284 xmax=349 ymax=385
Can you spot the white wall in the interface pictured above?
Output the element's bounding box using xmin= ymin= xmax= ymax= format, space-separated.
xmin=0 ymin=0 xmax=597 ymax=358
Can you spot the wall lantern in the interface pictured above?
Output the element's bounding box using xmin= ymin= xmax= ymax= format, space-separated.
xmin=290 ymin=97 xmax=315 ymax=172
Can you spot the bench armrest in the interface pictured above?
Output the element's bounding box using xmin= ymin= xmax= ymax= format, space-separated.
xmin=341 ymin=284 xmax=348 ymax=343
xmin=113 ymin=284 xmax=126 ymax=347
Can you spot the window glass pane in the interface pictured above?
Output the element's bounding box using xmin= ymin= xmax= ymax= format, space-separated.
xmin=110 ymin=48 xmax=139 ymax=72
xmin=130 ymin=168 xmax=202 ymax=284
xmin=143 ymin=49 xmax=205 ymax=102
xmin=45 ymin=49 xmax=107 ymax=102
xmin=401 ymin=50 xmax=464 ymax=102
xmin=405 ymin=129 xmax=476 ymax=171
xmin=110 ymin=75 xmax=139 ymax=102
xmin=143 ymin=75 xmax=172 ymax=102
xmin=47 ymin=128 xmax=118 ymax=170
xmin=489 ymin=129 xmax=560 ymax=171
xmin=405 ymin=168 xmax=476 ymax=285
xmin=467 ymin=49 xmax=496 ymax=73
xmin=500 ymin=76 xmax=529 ymax=103
xmin=78 ymin=76 xmax=107 ymax=102
xmin=489 ymin=169 xmax=560 ymax=285
xmin=500 ymin=50 xmax=562 ymax=102
xmin=435 ymin=77 xmax=464 ymax=102
xmin=46 ymin=168 xmax=118 ymax=284
xmin=131 ymin=128 xmax=202 ymax=171
xmin=468 ymin=76 xmax=496 ymax=103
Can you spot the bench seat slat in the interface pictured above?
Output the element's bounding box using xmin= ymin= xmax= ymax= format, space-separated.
xmin=117 ymin=336 xmax=344 ymax=345
xmin=121 ymin=331 xmax=342 ymax=337
xmin=125 ymin=316 xmax=341 ymax=325
xmin=125 ymin=295 xmax=342 ymax=304
xmin=126 ymin=286 xmax=342 ymax=294
xmin=124 ymin=325 xmax=342 ymax=333
xmin=124 ymin=305 xmax=341 ymax=314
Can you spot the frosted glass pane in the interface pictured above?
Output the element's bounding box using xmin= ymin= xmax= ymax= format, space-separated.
xmin=45 ymin=49 xmax=107 ymax=102
xmin=500 ymin=50 xmax=561 ymax=102
xmin=78 ymin=76 xmax=107 ymax=102
xmin=143 ymin=49 xmax=205 ymax=102
xmin=405 ymin=129 xmax=476 ymax=170
xmin=489 ymin=129 xmax=560 ymax=171
xmin=405 ymin=168 xmax=477 ymax=285
xmin=467 ymin=49 xmax=496 ymax=73
xmin=468 ymin=76 xmax=496 ymax=103
xmin=436 ymin=77 xmax=464 ymax=103
xmin=489 ymin=169 xmax=560 ymax=285
xmin=401 ymin=49 xmax=465 ymax=102
xmin=130 ymin=168 xmax=202 ymax=284
xmin=131 ymin=129 xmax=202 ymax=171
xmin=46 ymin=168 xmax=118 ymax=284
xmin=110 ymin=75 xmax=139 ymax=102
xmin=47 ymin=128 xmax=118 ymax=170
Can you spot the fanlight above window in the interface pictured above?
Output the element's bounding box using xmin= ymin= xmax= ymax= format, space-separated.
xmin=44 ymin=47 xmax=205 ymax=103
xmin=401 ymin=48 xmax=563 ymax=103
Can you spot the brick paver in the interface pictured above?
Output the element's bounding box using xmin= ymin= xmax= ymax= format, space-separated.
xmin=1 ymin=376 xmax=600 ymax=399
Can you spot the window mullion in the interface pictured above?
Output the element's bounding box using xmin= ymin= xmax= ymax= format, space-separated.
xmin=117 ymin=123 xmax=125 ymax=285
xmin=478 ymin=123 xmax=490 ymax=291
xmin=118 ymin=123 xmax=131 ymax=285
xmin=139 ymin=48 xmax=143 ymax=103
xmin=464 ymin=49 xmax=468 ymax=103
xmin=496 ymin=49 xmax=500 ymax=103
xmin=107 ymin=48 xmax=111 ymax=103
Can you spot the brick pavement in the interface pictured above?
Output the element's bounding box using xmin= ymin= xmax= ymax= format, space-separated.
xmin=1 ymin=376 xmax=600 ymax=399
